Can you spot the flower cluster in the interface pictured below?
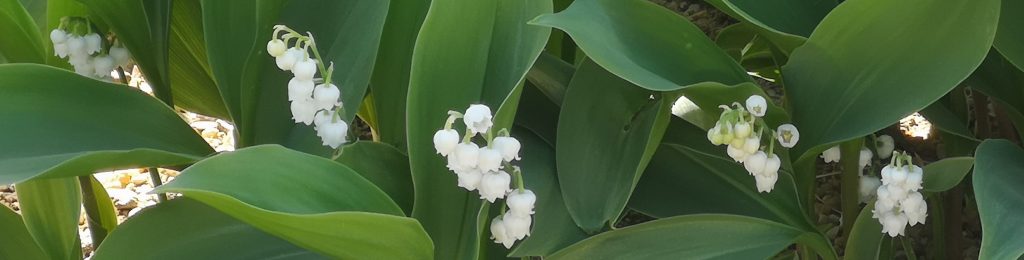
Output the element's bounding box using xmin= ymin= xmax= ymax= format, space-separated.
xmin=432 ymin=104 xmax=535 ymax=248
xmin=701 ymin=95 xmax=800 ymax=193
xmin=820 ymin=135 xmax=896 ymax=202
xmin=872 ymin=151 xmax=927 ymax=237
xmin=268 ymin=25 xmax=347 ymax=149
xmin=50 ymin=17 xmax=131 ymax=80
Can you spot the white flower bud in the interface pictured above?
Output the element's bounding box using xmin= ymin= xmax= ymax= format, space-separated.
xmin=92 ymin=55 xmax=115 ymax=78
xmin=876 ymin=135 xmax=895 ymax=159
xmin=746 ymin=95 xmax=767 ymax=117
xmin=312 ymin=83 xmax=341 ymax=111
xmin=719 ymin=122 xmax=735 ymax=145
xmin=454 ymin=143 xmax=480 ymax=170
xmin=433 ymin=129 xmax=460 ymax=156
xmin=507 ymin=189 xmax=536 ymax=217
xmin=859 ymin=175 xmax=881 ymax=203
xmin=492 ymin=136 xmax=521 ymax=162
xmin=288 ymin=78 xmax=315 ymax=101
xmin=84 ymin=33 xmax=102 ymax=55
xmin=502 ymin=211 xmax=532 ymax=240
xmin=50 ymin=29 xmax=67 ymax=44
xmin=477 ymin=147 xmax=503 ymax=173
xmin=763 ymin=154 xmax=781 ymax=177
xmin=490 ymin=216 xmax=515 ymax=249
xmin=290 ymin=98 xmax=317 ymax=125
xmin=671 ymin=95 xmax=698 ymax=118
xmin=880 ymin=165 xmax=895 ymax=185
xmin=821 ymin=146 xmax=841 ymax=163
xmin=733 ymin=121 xmax=751 ymax=139
xmin=464 ymin=104 xmax=493 ymax=134
xmin=456 ymin=169 xmax=483 ymax=191
xmin=292 ymin=58 xmax=317 ymax=80
xmin=729 ymin=135 xmax=746 ymax=148
xmin=727 ymin=144 xmax=748 ymax=163
xmin=743 ymin=151 xmax=768 ymax=176
xmin=775 ymin=124 xmax=799 ymax=148
xmin=276 ymin=47 xmax=302 ymax=71
xmin=54 ymin=43 xmax=69 ymax=58
xmin=859 ymin=147 xmax=873 ymax=171
xmin=266 ymin=39 xmax=287 ymax=57
xmin=479 ymin=171 xmax=511 ymax=202
xmin=754 ymin=173 xmax=778 ymax=193
xmin=317 ymin=119 xmax=348 ymax=149
xmin=742 ymin=136 xmax=760 ymax=154
xmin=707 ymin=125 xmax=723 ymax=145
xmin=109 ymin=46 xmax=131 ymax=67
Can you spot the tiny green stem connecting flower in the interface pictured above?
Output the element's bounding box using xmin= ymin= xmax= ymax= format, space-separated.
xmin=276 ymin=26 xmax=332 ymax=85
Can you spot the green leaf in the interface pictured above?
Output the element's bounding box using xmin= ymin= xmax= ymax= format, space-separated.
xmin=973 ymin=139 xmax=1024 ymax=259
xmin=336 ymin=141 xmax=414 ymax=215
xmin=844 ymin=204 xmax=884 ymax=260
xmin=784 ymin=0 xmax=1000 ymax=163
xmin=405 ymin=0 xmax=551 ymax=258
xmin=514 ymin=82 xmax=561 ymax=145
xmin=530 ymin=0 xmax=750 ymax=92
xmin=705 ymin=0 xmax=832 ymax=38
xmin=93 ymin=198 xmax=327 ymax=260
xmin=526 ymin=52 xmax=574 ymax=105
xmin=369 ymin=0 xmax=430 ymax=150
xmin=547 ymin=214 xmax=805 ymax=259
xmin=167 ymin=0 xmax=229 ymax=119
xmin=155 ymin=145 xmax=432 ymax=259
xmin=0 ymin=204 xmax=47 ymax=260
xmin=80 ymin=176 xmax=117 ymax=248
xmin=919 ymin=103 xmax=980 ymax=142
xmin=968 ymin=50 xmax=1024 ymax=141
xmin=0 ymin=0 xmax=45 ymax=63
xmin=0 ymin=64 xmax=212 ymax=184
xmin=994 ymin=0 xmax=1024 ymax=71
xmin=79 ymin=0 xmax=173 ymax=103
xmin=556 ymin=59 xmax=671 ymax=233
xmin=922 ymin=157 xmax=974 ymax=192
xmin=509 ymin=128 xmax=589 ymax=257
xmin=16 ymin=177 xmax=82 ymax=260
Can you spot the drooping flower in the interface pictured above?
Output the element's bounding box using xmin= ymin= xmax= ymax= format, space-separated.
xmin=288 ymin=78 xmax=315 ymax=101
xmin=479 ymin=171 xmax=511 ymax=202
xmin=92 ymin=55 xmax=115 ymax=78
xmin=859 ymin=175 xmax=881 ymax=203
xmin=84 ymin=33 xmax=102 ymax=55
xmin=876 ymin=135 xmax=895 ymax=159
xmin=456 ymin=169 xmax=484 ymax=191
xmin=433 ymin=129 xmax=460 ymax=156
xmin=317 ymin=119 xmax=348 ymax=149
xmin=746 ymin=95 xmax=768 ymax=117
xmin=477 ymin=147 xmax=503 ymax=173
xmin=821 ymin=146 xmax=841 ymax=163
xmin=743 ymin=151 xmax=768 ymax=176
xmin=109 ymin=46 xmax=131 ymax=67
xmin=290 ymin=98 xmax=317 ymax=125
xmin=292 ymin=58 xmax=317 ymax=81
xmin=267 ymin=39 xmax=287 ymax=57
xmin=502 ymin=211 xmax=532 ymax=240
xmin=50 ymin=29 xmax=68 ymax=44
xmin=453 ymin=143 xmax=481 ymax=170
xmin=276 ymin=47 xmax=303 ymax=71
xmin=859 ymin=147 xmax=873 ymax=172
xmin=312 ymin=83 xmax=341 ymax=111
xmin=464 ymin=104 xmax=493 ymax=134
xmin=492 ymin=136 xmax=521 ymax=162
xmin=506 ymin=189 xmax=536 ymax=217
xmin=776 ymin=124 xmax=800 ymax=148
xmin=490 ymin=217 xmax=515 ymax=249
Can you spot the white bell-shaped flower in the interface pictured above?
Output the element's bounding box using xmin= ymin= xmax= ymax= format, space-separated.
xmin=84 ymin=33 xmax=102 ymax=55
xmin=880 ymin=212 xmax=908 ymax=237
xmin=109 ymin=46 xmax=131 ymax=67
xmin=266 ymin=39 xmax=287 ymax=57
xmin=671 ymin=95 xmax=698 ymax=118
xmin=707 ymin=124 xmax=723 ymax=145
xmin=456 ymin=169 xmax=483 ymax=191
xmin=507 ymin=189 xmax=536 ymax=217
xmin=763 ymin=154 xmax=781 ymax=177
xmin=859 ymin=147 xmax=873 ymax=171
xmin=74 ymin=60 xmax=94 ymax=77
xmin=490 ymin=217 xmax=515 ymax=249
xmin=293 ymin=58 xmax=317 ymax=80
xmin=290 ymin=98 xmax=317 ymax=125
xmin=54 ymin=43 xmax=69 ymax=58
xmin=492 ymin=136 xmax=521 ymax=162
xmin=746 ymin=95 xmax=768 ymax=117
xmin=902 ymin=192 xmax=927 ymax=225
xmin=743 ymin=151 xmax=768 ymax=176
xmin=741 ymin=136 xmax=760 ymax=154
xmin=433 ymin=129 xmax=460 ymax=156
xmin=464 ymin=104 xmax=493 ymax=134
xmin=875 ymin=186 xmax=896 ymax=210
xmin=502 ymin=211 xmax=532 ymax=240
xmin=733 ymin=121 xmax=751 ymax=139
xmin=447 ymin=153 xmax=468 ymax=173
xmin=479 ymin=171 xmax=511 ymax=202
xmin=453 ymin=143 xmax=480 ymax=170
xmin=67 ymin=36 xmax=86 ymax=57
xmin=69 ymin=53 xmax=89 ymax=67
xmin=729 ymin=135 xmax=746 ymax=148
xmin=50 ymin=29 xmax=68 ymax=44
xmin=821 ymin=146 xmax=840 ymax=163
xmin=92 ymin=55 xmax=115 ymax=78
xmin=477 ymin=147 xmax=503 ymax=173
xmin=276 ymin=47 xmax=303 ymax=71
xmin=886 ymin=183 xmax=908 ymax=202
xmin=312 ymin=83 xmax=341 ymax=111
xmin=859 ymin=175 xmax=881 ymax=203
xmin=317 ymin=119 xmax=348 ymax=149
xmin=288 ymin=78 xmax=315 ymax=101
xmin=903 ymin=165 xmax=923 ymax=191
xmin=776 ymin=124 xmax=799 ymax=148
xmin=754 ymin=173 xmax=778 ymax=193
xmin=876 ymin=135 xmax=895 ymax=159
xmin=313 ymin=110 xmax=333 ymax=130
xmin=726 ymin=145 xmax=748 ymax=163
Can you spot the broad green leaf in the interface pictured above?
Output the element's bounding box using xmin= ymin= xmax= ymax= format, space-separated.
xmin=704 ymin=0 xmax=834 ymax=55
xmin=509 ymin=128 xmax=589 ymax=257
xmin=994 ymin=0 xmax=1024 ymax=71
xmin=0 ymin=204 xmax=47 ymax=260
xmin=784 ymin=0 xmax=1000 ymax=163
xmin=530 ymin=0 xmax=750 ymax=92
xmin=556 ymin=59 xmax=671 ymax=233
xmin=844 ymin=204 xmax=884 ymax=260
xmin=80 ymin=176 xmax=117 ymax=248
xmin=0 ymin=0 xmax=45 ymax=63
xmin=155 ymin=145 xmax=432 ymax=259
xmin=919 ymin=103 xmax=980 ymax=142
xmin=167 ymin=0 xmax=229 ymax=119
xmin=336 ymin=141 xmax=414 ymax=215
xmin=370 ymin=0 xmax=430 ymax=150
xmin=16 ymin=177 xmax=82 ymax=260
xmin=93 ymin=198 xmax=326 ymax=260
xmin=0 ymin=64 xmax=212 ymax=184
xmin=405 ymin=0 xmax=551 ymax=258
xmin=973 ymin=139 xmax=1024 ymax=259
xmin=514 ymin=82 xmax=561 ymax=145
xmin=79 ymin=0 xmax=173 ymax=103
xmin=922 ymin=157 xmax=974 ymax=192
xmin=526 ymin=52 xmax=574 ymax=105
xmin=548 ymin=214 xmax=805 ymax=259
xmin=968 ymin=50 xmax=1024 ymax=139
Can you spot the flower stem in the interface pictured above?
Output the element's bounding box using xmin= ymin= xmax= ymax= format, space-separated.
xmin=148 ymin=167 xmax=167 ymax=202
xmin=901 ymin=235 xmax=918 ymax=260
xmin=839 ymin=138 xmax=863 ymax=239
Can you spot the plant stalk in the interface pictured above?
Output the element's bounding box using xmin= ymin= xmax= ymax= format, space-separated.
xmin=901 ymin=236 xmax=918 ymax=260
xmin=148 ymin=167 xmax=168 ymax=202
xmin=839 ymin=138 xmax=863 ymax=238
xmin=77 ymin=176 xmax=110 ymax=248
